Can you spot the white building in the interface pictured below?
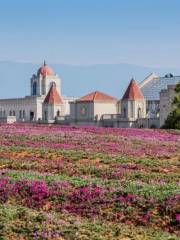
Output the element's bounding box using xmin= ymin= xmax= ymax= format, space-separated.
xmin=120 ymin=78 xmax=146 ymax=120
xmin=70 ymin=79 xmax=147 ymax=128
xmin=0 ymin=62 xmax=179 ymax=128
xmin=0 ymin=62 xmax=74 ymax=122
xmin=42 ymin=83 xmax=65 ymax=123
xmin=70 ymin=91 xmax=118 ymax=125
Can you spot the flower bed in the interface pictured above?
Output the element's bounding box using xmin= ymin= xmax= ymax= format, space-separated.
xmin=0 ymin=124 xmax=179 ymax=239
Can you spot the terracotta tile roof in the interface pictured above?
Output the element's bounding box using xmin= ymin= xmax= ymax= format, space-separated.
xmin=122 ymin=78 xmax=144 ymax=100
xmin=77 ymin=91 xmax=117 ymax=102
xmin=37 ymin=61 xmax=54 ymax=77
xmin=44 ymin=83 xmax=63 ymax=104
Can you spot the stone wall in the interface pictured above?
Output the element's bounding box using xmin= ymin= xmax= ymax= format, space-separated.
xmin=136 ymin=118 xmax=160 ymax=129
xmin=159 ymin=85 xmax=176 ymax=127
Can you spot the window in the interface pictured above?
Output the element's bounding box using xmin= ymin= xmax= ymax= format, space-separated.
xmin=44 ymin=111 xmax=47 ymax=121
xmin=13 ymin=111 xmax=16 ymax=116
xmin=30 ymin=112 xmax=34 ymax=121
xmin=123 ymin=108 xmax=126 ymax=118
xmin=138 ymin=108 xmax=141 ymax=118
xmin=9 ymin=111 xmax=12 ymax=116
xmin=23 ymin=110 xmax=26 ymax=119
xmin=130 ymin=102 xmax=133 ymax=118
xmin=33 ymin=82 xmax=37 ymax=95
xmin=19 ymin=110 xmax=22 ymax=119
xmin=57 ymin=110 xmax=60 ymax=117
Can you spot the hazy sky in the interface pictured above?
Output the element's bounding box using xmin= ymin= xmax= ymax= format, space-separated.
xmin=0 ymin=0 xmax=180 ymax=67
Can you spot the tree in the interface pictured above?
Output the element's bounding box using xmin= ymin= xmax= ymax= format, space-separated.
xmin=162 ymin=82 xmax=180 ymax=129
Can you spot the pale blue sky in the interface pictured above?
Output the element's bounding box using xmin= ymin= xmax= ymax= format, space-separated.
xmin=0 ymin=0 xmax=180 ymax=67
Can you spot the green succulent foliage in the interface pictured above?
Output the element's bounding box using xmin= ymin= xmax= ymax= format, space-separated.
xmin=162 ymin=82 xmax=180 ymax=129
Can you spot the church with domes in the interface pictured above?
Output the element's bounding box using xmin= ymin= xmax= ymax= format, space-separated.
xmin=0 ymin=61 xmax=179 ymax=128
xmin=0 ymin=61 xmax=76 ymax=123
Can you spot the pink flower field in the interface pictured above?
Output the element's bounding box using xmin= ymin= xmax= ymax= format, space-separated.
xmin=0 ymin=123 xmax=179 ymax=239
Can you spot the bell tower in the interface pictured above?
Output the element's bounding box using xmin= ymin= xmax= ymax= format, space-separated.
xmin=30 ymin=61 xmax=61 ymax=96
xmin=120 ymin=78 xmax=146 ymax=120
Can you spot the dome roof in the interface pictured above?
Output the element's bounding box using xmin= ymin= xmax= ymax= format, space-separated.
xmin=37 ymin=61 xmax=54 ymax=77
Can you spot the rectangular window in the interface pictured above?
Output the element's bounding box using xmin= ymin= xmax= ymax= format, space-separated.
xmin=23 ymin=110 xmax=26 ymax=119
xmin=19 ymin=110 xmax=22 ymax=119
xmin=130 ymin=102 xmax=133 ymax=118
xmin=44 ymin=111 xmax=47 ymax=120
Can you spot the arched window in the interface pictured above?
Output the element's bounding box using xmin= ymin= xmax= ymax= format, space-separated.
xmin=30 ymin=112 xmax=34 ymax=121
xmin=33 ymin=82 xmax=37 ymax=95
xmin=19 ymin=110 xmax=22 ymax=119
xmin=57 ymin=110 xmax=60 ymax=117
xmin=44 ymin=111 xmax=47 ymax=121
xmin=130 ymin=101 xmax=133 ymax=118
xmin=124 ymin=108 xmax=126 ymax=117
xmin=138 ymin=108 xmax=142 ymax=118
xmin=23 ymin=110 xmax=26 ymax=119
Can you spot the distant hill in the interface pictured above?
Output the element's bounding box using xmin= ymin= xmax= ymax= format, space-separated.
xmin=0 ymin=61 xmax=179 ymax=99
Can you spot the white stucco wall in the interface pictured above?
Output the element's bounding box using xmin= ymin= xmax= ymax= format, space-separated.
xmin=70 ymin=101 xmax=94 ymax=121
xmin=31 ymin=74 xmax=61 ymax=97
xmin=121 ymin=100 xmax=146 ymax=120
xmin=63 ymin=96 xmax=78 ymax=116
xmin=94 ymin=102 xmax=117 ymax=120
xmin=134 ymin=100 xmax=146 ymax=119
xmin=0 ymin=96 xmax=46 ymax=121
xmin=42 ymin=75 xmax=61 ymax=96
xmin=42 ymin=103 xmax=65 ymax=122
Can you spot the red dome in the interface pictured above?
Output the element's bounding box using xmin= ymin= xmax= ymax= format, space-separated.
xmin=37 ymin=61 xmax=54 ymax=77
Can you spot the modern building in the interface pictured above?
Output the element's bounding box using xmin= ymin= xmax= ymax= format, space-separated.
xmin=139 ymin=73 xmax=180 ymax=118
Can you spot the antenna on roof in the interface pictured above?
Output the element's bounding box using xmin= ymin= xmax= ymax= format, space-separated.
xmin=44 ymin=60 xmax=46 ymax=66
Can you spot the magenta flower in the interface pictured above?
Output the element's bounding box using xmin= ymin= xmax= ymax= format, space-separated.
xmin=175 ymin=213 xmax=180 ymax=222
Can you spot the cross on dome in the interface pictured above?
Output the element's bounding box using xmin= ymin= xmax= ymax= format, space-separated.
xmin=37 ymin=61 xmax=54 ymax=77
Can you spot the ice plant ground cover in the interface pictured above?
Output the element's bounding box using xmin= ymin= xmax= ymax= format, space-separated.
xmin=0 ymin=124 xmax=179 ymax=240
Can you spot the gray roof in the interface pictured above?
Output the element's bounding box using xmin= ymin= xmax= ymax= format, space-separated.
xmin=139 ymin=73 xmax=180 ymax=101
